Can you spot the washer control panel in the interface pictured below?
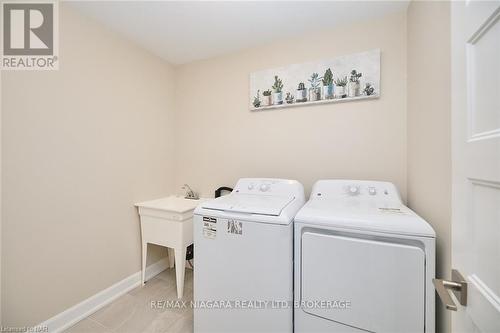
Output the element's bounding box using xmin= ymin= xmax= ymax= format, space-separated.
xmin=259 ymin=183 xmax=271 ymax=192
xmin=241 ymin=180 xmax=280 ymax=193
xmin=348 ymin=185 xmax=360 ymax=195
xmin=368 ymin=187 xmax=377 ymax=195
xmin=233 ymin=178 xmax=304 ymax=197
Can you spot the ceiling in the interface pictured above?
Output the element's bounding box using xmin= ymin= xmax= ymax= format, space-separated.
xmin=69 ymin=1 xmax=409 ymax=65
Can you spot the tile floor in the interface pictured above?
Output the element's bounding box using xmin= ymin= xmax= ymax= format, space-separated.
xmin=64 ymin=268 xmax=193 ymax=333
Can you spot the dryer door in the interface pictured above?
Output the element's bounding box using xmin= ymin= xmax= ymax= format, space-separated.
xmin=301 ymin=231 xmax=425 ymax=332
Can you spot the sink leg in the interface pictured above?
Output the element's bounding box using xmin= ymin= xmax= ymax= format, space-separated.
xmin=174 ymin=247 xmax=186 ymax=299
xmin=167 ymin=248 xmax=175 ymax=268
xmin=141 ymin=242 xmax=147 ymax=286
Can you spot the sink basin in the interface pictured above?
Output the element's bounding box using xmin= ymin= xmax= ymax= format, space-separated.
xmin=135 ymin=195 xmax=207 ymax=298
xmin=135 ymin=195 xmax=205 ymax=221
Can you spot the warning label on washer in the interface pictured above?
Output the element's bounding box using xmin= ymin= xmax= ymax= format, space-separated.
xmin=203 ymin=217 xmax=217 ymax=239
xmin=227 ymin=220 xmax=242 ymax=235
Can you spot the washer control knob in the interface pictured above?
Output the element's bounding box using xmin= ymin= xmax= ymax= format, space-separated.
xmin=349 ymin=186 xmax=359 ymax=195
xmin=260 ymin=184 xmax=270 ymax=192
xmin=248 ymin=183 xmax=255 ymax=190
xmin=368 ymin=187 xmax=377 ymax=195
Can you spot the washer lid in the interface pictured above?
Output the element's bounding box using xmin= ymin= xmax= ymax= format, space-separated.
xmin=201 ymin=193 xmax=294 ymax=216
xmin=294 ymin=198 xmax=436 ymax=237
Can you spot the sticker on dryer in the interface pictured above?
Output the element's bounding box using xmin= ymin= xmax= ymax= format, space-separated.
xmin=202 ymin=217 xmax=217 ymax=239
xmin=227 ymin=220 xmax=242 ymax=235
xmin=378 ymin=207 xmax=408 ymax=215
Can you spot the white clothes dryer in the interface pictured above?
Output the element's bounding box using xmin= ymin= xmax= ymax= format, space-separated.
xmin=294 ymin=180 xmax=435 ymax=333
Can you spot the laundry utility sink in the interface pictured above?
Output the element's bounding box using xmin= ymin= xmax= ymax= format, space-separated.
xmin=135 ymin=195 xmax=205 ymax=298
xmin=137 ymin=196 xmax=202 ymax=220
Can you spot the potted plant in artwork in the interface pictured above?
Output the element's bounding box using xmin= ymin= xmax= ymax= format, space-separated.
xmin=334 ymin=76 xmax=348 ymax=98
xmin=272 ymin=75 xmax=284 ymax=105
xmin=322 ymin=68 xmax=334 ymax=99
xmin=348 ymin=69 xmax=362 ymax=97
xmin=285 ymin=92 xmax=295 ymax=104
xmin=308 ymin=72 xmax=322 ymax=101
xmin=295 ymin=82 xmax=307 ymax=102
xmin=262 ymin=89 xmax=272 ymax=106
xmin=364 ymin=83 xmax=375 ymax=96
xmin=253 ymin=90 xmax=261 ymax=108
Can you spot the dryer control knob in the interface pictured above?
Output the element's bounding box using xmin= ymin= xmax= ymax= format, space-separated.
xmin=349 ymin=186 xmax=359 ymax=195
xmin=248 ymin=184 xmax=255 ymax=190
xmin=260 ymin=184 xmax=270 ymax=192
xmin=368 ymin=187 xmax=377 ymax=195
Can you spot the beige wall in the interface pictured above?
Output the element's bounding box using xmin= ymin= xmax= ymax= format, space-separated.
xmin=174 ymin=11 xmax=408 ymax=199
xmin=1 ymin=4 xmax=175 ymax=326
xmin=407 ymin=1 xmax=451 ymax=333
xmin=0 ymin=68 xmax=2 ymax=326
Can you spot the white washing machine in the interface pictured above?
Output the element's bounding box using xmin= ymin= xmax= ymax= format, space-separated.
xmin=294 ymin=180 xmax=435 ymax=333
xmin=194 ymin=178 xmax=305 ymax=333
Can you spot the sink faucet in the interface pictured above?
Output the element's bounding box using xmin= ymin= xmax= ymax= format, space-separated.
xmin=182 ymin=184 xmax=199 ymax=200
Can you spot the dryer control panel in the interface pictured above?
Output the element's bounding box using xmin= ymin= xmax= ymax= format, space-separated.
xmin=311 ymin=180 xmax=401 ymax=202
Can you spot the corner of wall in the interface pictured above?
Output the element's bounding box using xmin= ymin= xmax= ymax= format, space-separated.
xmin=1 ymin=64 xmax=3 ymax=326
xmin=406 ymin=1 xmax=452 ymax=332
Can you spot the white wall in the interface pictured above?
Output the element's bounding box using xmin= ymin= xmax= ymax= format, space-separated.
xmin=173 ymin=11 xmax=408 ymax=199
xmin=1 ymin=4 xmax=176 ymax=326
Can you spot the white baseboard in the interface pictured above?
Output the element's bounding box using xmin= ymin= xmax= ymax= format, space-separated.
xmin=38 ymin=258 xmax=169 ymax=333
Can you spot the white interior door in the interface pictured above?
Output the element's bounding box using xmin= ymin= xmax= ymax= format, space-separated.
xmin=451 ymin=1 xmax=500 ymax=332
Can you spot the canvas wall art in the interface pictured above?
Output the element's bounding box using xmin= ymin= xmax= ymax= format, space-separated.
xmin=250 ymin=49 xmax=380 ymax=111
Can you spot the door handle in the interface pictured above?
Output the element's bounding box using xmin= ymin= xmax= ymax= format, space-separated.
xmin=433 ymin=269 xmax=468 ymax=311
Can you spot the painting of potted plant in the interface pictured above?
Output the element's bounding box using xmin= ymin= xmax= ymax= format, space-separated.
xmin=253 ymin=90 xmax=261 ymax=108
xmin=334 ymin=76 xmax=348 ymax=98
xmin=364 ymin=83 xmax=375 ymax=96
xmin=272 ymin=75 xmax=284 ymax=105
xmin=262 ymin=89 xmax=272 ymax=106
xmin=295 ymin=82 xmax=307 ymax=102
xmin=249 ymin=50 xmax=380 ymax=110
xmin=322 ymin=68 xmax=334 ymax=100
xmin=348 ymin=69 xmax=362 ymax=97
xmin=308 ymin=72 xmax=322 ymax=101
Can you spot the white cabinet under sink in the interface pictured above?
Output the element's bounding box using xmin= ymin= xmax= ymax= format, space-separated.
xmin=135 ymin=196 xmax=203 ymax=298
